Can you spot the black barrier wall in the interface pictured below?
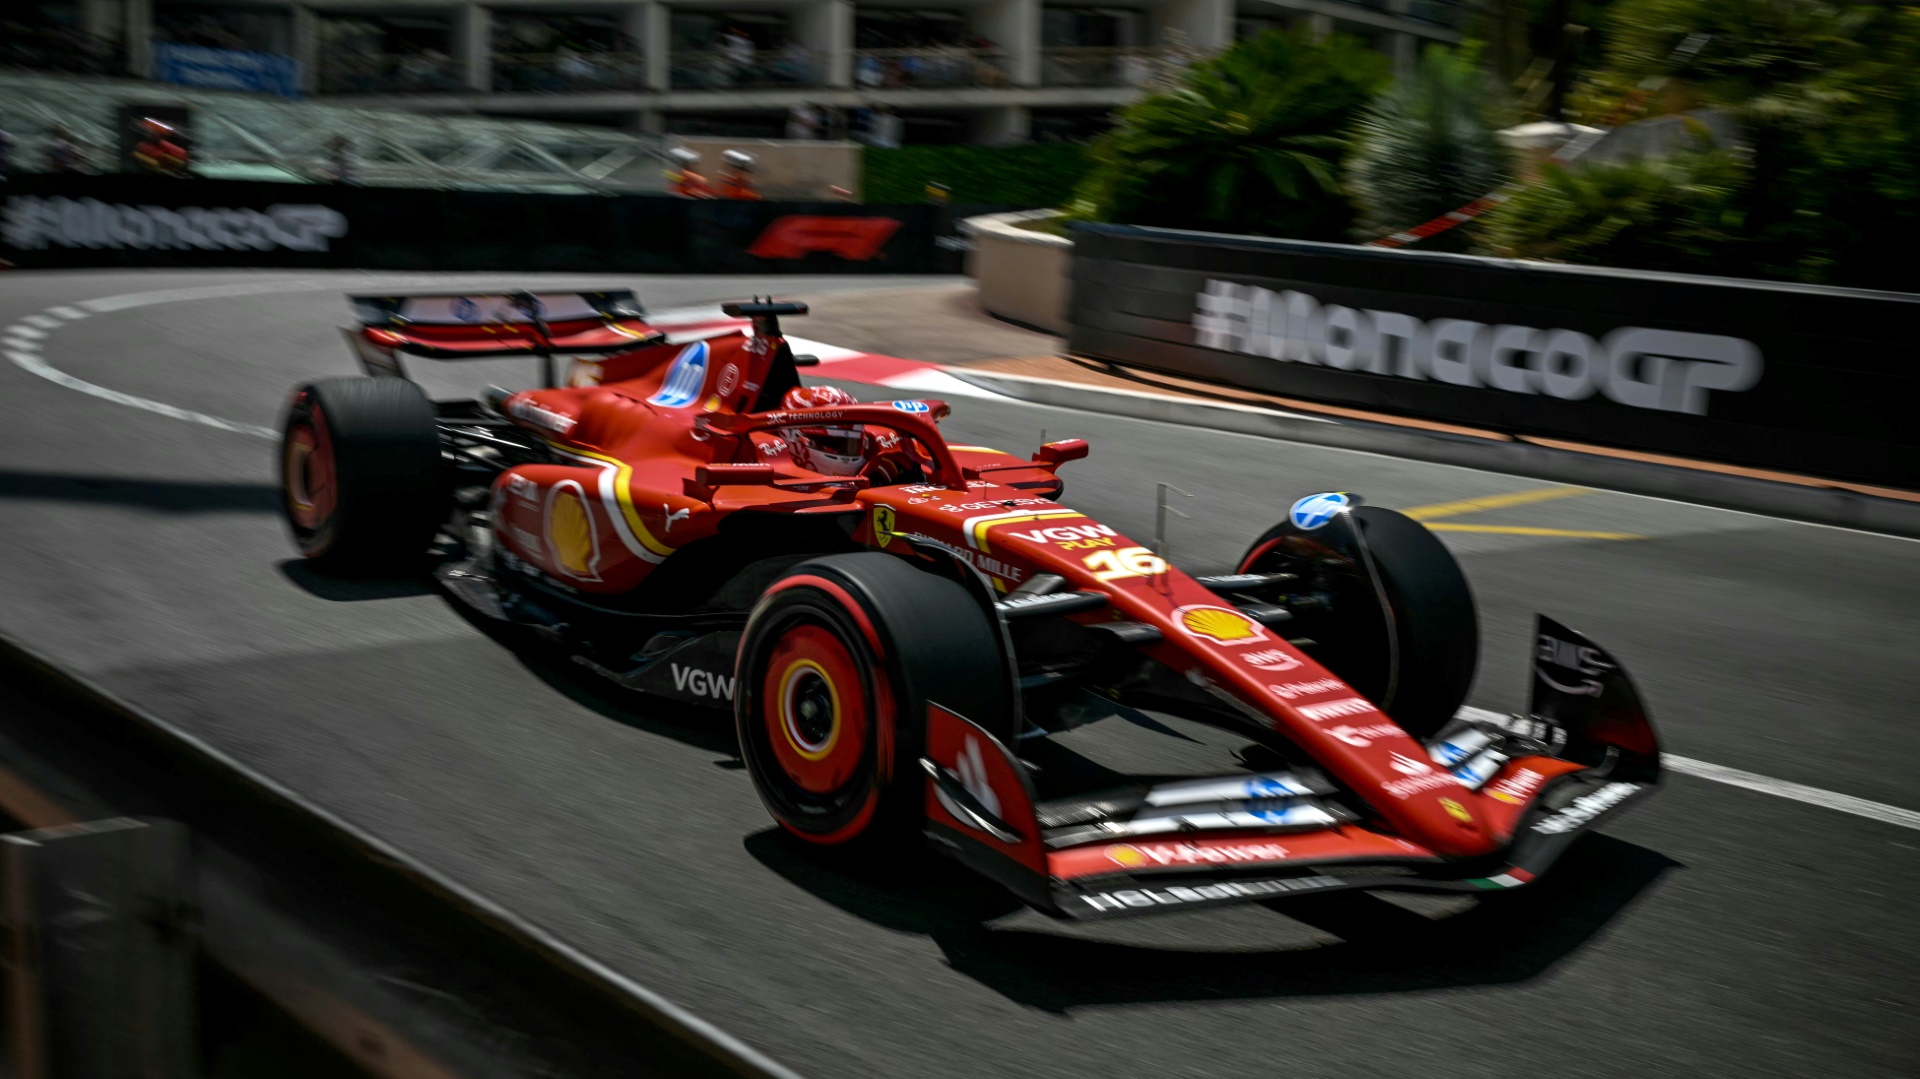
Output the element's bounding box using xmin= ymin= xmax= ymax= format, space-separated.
xmin=0 ymin=174 xmax=965 ymax=274
xmin=1067 ymin=223 xmax=1920 ymax=488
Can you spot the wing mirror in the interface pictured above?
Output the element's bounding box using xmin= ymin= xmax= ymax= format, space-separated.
xmin=1035 ymin=438 xmax=1089 ymax=467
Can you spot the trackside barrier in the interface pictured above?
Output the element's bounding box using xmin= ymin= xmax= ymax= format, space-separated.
xmin=0 ymin=173 xmax=978 ymax=274
xmin=1067 ymin=223 xmax=1919 ymax=489
xmin=0 ymin=632 xmax=804 ymax=1079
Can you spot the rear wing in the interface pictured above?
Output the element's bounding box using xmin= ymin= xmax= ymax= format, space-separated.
xmin=344 ymin=290 xmax=668 ymax=386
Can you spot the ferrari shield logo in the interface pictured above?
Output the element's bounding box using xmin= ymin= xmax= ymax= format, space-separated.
xmin=871 ymin=505 xmax=898 ymax=547
xmin=545 ymin=480 xmax=602 ymax=580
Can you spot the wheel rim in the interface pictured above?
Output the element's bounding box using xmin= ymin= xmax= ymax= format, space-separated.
xmin=284 ymin=413 xmax=337 ymax=532
xmin=762 ymin=623 xmax=868 ymax=795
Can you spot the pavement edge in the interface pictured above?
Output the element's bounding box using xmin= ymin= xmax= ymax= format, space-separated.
xmin=0 ymin=630 xmax=806 ymax=1079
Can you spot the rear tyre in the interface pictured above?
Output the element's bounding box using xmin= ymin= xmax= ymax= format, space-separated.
xmin=280 ymin=378 xmax=443 ymax=573
xmin=1239 ymin=506 xmax=1476 ymax=738
xmin=735 ymin=553 xmax=1016 ymax=846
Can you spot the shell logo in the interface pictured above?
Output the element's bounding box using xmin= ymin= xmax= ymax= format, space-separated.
xmin=1440 ymin=797 xmax=1474 ymax=823
xmin=1174 ymin=604 xmax=1268 ymax=646
xmin=1104 ymin=844 xmax=1148 ymax=868
xmin=545 ymin=480 xmax=602 ymax=580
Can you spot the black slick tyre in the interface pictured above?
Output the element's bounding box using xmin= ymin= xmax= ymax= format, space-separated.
xmin=1238 ymin=505 xmax=1477 ymax=738
xmin=735 ymin=553 xmax=1016 ymax=847
xmin=280 ymin=377 xmax=443 ymax=573
xmin=1347 ymin=506 xmax=1478 ymax=737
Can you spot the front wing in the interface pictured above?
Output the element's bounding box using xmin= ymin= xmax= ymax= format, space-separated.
xmin=919 ymin=616 xmax=1662 ymax=920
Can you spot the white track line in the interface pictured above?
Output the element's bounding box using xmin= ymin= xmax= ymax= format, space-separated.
xmin=6 ymin=349 xmax=275 ymax=438
xmin=1459 ymin=706 xmax=1919 ymax=831
xmin=9 ymin=279 xmax=1918 ymax=834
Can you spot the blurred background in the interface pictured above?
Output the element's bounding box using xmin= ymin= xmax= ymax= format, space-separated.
xmin=1 ymin=4 xmax=1917 ymax=1079
xmin=5 ymin=0 xmax=1916 ymax=287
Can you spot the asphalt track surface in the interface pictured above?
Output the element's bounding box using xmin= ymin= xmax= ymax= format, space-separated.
xmin=2 ymin=270 xmax=1916 ymax=1079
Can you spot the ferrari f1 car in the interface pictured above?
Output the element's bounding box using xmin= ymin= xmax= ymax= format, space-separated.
xmin=280 ymin=289 xmax=1662 ymax=920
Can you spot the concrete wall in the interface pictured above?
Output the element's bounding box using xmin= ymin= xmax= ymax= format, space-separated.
xmin=963 ymin=210 xmax=1072 ymax=335
xmin=670 ymin=136 xmax=862 ymax=200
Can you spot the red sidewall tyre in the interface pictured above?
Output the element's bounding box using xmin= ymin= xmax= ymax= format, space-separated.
xmin=735 ymin=553 xmax=1016 ymax=847
xmin=280 ymin=378 xmax=443 ymax=573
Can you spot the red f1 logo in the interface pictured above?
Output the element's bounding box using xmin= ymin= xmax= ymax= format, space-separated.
xmin=747 ymin=216 xmax=901 ymax=260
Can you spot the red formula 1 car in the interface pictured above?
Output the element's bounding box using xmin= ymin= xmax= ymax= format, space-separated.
xmin=280 ymin=289 xmax=1662 ymax=920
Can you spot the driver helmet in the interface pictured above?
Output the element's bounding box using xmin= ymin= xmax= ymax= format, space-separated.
xmin=780 ymin=385 xmax=870 ymax=476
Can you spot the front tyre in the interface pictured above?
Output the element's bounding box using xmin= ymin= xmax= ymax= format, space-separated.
xmin=1239 ymin=505 xmax=1476 ymax=738
xmin=281 ymin=378 xmax=443 ymax=573
xmin=735 ymin=553 xmax=1016 ymax=846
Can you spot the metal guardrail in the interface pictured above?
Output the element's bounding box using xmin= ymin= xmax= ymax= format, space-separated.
xmin=853 ymin=48 xmax=1012 ymax=89
xmin=1038 ymin=47 xmax=1161 ymax=89
xmin=0 ymin=631 xmax=803 ymax=1079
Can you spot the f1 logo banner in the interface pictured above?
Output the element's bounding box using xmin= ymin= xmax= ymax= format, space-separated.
xmin=1067 ymin=224 xmax=1916 ymax=488
xmin=747 ymin=216 xmax=901 ymax=261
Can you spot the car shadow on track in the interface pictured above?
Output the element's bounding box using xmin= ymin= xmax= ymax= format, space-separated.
xmin=746 ymin=828 xmax=1679 ymax=1012
xmin=0 ymin=469 xmax=281 ymax=514
xmin=277 ymin=560 xmax=437 ymax=601
xmin=439 ymin=598 xmax=745 ymax=760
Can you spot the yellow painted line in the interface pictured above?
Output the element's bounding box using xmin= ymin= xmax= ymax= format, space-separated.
xmin=1403 ymin=485 xmax=1592 ymax=521
xmin=1426 ymin=524 xmax=1643 ymax=540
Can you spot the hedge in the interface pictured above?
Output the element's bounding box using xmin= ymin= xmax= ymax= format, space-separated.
xmin=862 ymin=144 xmax=1092 ymax=208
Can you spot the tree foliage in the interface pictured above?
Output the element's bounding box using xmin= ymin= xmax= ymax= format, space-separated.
xmin=1481 ymin=144 xmax=1747 ymax=275
xmin=1502 ymin=0 xmax=1920 ymax=290
xmin=1349 ymin=46 xmax=1516 ymax=248
xmin=1068 ymin=31 xmax=1389 ymax=241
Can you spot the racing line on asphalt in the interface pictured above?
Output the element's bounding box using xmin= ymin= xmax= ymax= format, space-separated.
xmin=5 ymin=282 xmax=1918 ymax=835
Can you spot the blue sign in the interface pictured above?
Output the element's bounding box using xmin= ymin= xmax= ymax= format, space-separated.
xmin=891 ymin=400 xmax=930 ymax=413
xmin=1289 ymin=492 xmax=1350 ymax=531
xmin=152 ymin=42 xmax=302 ymax=98
xmin=649 ymin=342 xmax=710 ymax=408
xmin=451 ymin=297 xmax=479 ymax=323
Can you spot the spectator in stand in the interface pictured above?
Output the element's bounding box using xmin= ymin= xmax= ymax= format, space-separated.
xmin=0 ymin=129 xmax=13 ymax=182
xmin=855 ymin=53 xmax=883 ymax=89
xmin=872 ymin=106 xmax=904 ymax=149
xmin=323 ymin=135 xmax=357 ymax=184
xmin=775 ymin=41 xmax=811 ymax=84
xmin=849 ymin=106 xmax=875 ymax=145
xmin=786 ymin=103 xmax=821 ymax=140
xmin=721 ymin=28 xmax=754 ymax=85
xmin=47 ymin=127 xmax=85 ymax=173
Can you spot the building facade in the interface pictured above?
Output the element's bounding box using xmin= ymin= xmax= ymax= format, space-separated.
xmin=42 ymin=0 xmax=1462 ymax=143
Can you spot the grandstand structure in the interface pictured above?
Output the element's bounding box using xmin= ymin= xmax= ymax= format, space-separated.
xmin=6 ymin=0 xmax=1461 ymax=147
